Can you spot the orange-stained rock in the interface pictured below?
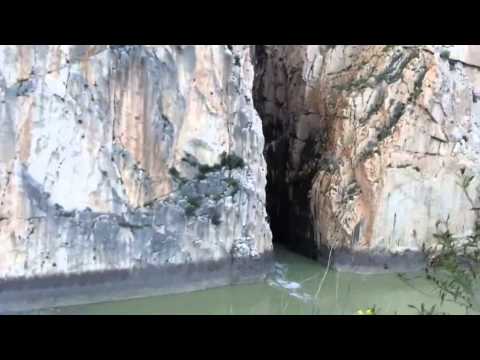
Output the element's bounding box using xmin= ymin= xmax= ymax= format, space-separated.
xmin=255 ymin=45 xmax=480 ymax=272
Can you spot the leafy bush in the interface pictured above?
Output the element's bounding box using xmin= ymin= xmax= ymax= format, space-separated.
xmin=169 ymin=167 xmax=187 ymax=185
xmin=440 ymin=49 xmax=451 ymax=60
xmin=169 ymin=167 xmax=180 ymax=178
xmin=185 ymin=196 xmax=202 ymax=217
xmin=424 ymin=225 xmax=480 ymax=313
xmin=198 ymin=163 xmax=222 ymax=175
xmin=408 ymin=303 xmax=443 ymax=315
xmin=225 ymin=178 xmax=240 ymax=195
xmin=220 ymin=152 xmax=245 ymax=170
xmin=458 ymin=174 xmax=474 ymax=191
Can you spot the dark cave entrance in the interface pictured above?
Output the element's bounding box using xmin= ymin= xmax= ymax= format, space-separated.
xmin=252 ymin=45 xmax=319 ymax=260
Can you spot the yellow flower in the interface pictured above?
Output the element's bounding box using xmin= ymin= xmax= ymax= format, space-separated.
xmin=357 ymin=307 xmax=376 ymax=315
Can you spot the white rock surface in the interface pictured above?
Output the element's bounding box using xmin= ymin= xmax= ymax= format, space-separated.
xmin=0 ymin=45 xmax=272 ymax=283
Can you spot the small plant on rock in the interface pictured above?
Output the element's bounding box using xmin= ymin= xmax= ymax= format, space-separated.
xmin=185 ymin=196 xmax=202 ymax=217
xmin=422 ymin=221 xmax=480 ymax=314
xmin=440 ymin=49 xmax=451 ymax=60
xmin=459 ymin=174 xmax=474 ymax=191
xmin=169 ymin=167 xmax=187 ymax=185
xmin=408 ymin=303 xmax=443 ymax=315
xmin=169 ymin=167 xmax=180 ymax=178
xmin=220 ymin=152 xmax=245 ymax=170
xmin=225 ymin=178 xmax=240 ymax=195
xmin=196 ymin=172 xmax=207 ymax=180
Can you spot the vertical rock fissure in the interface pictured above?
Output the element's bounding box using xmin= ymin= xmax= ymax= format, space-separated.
xmin=252 ymin=45 xmax=319 ymax=259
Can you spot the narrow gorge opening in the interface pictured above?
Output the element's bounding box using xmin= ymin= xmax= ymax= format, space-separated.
xmin=252 ymin=45 xmax=320 ymax=260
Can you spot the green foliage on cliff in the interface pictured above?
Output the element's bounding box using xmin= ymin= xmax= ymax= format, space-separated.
xmin=425 ymin=225 xmax=480 ymax=313
xmin=408 ymin=303 xmax=444 ymax=315
xmin=225 ymin=177 xmax=240 ymax=195
xmin=458 ymin=174 xmax=474 ymax=191
xmin=440 ymin=49 xmax=451 ymax=60
xmin=185 ymin=196 xmax=202 ymax=217
xmin=169 ymin=167 xmax=180 ymax=178
xmin=400 ymin=219 xmax=480 ymax=315
xmin=169 ymin=167 xmax=187 ymax=185
xmin=195 ymin=152 xmax=245 ymax=179
xmin=220 ymin=152 xmax=245 ymax=170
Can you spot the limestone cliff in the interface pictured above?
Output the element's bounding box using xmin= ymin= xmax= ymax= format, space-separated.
xmin=0 ymin=45 xmax=272 ymax=312
xmin=3 ymin=44 xmax=480 ymax=311
xmin=254 ymin=45 xmax=480 ymax=272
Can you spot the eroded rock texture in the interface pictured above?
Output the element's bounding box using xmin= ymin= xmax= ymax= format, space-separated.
xmin=0 ymin=45 xmax=272 ymax=310
xmin=254 ymin=45 xmax=480 ymax=271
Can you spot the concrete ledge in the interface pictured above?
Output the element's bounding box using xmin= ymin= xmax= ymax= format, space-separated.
xmin=0 ymin=252 xmax=274 ymax=314
xmin=316 ymin=246 xmax=426 ymax=274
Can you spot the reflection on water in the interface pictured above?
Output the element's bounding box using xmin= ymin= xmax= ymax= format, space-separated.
xmin=35 ymin=246 xmax=471 ymax=315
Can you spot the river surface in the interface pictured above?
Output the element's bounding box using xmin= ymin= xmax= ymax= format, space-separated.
xmin=33 ymin=246 xmax=471 ymax=315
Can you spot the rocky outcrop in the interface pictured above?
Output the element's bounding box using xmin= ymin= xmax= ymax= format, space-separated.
xmin=254 ymin=45 xmax=480 ymax=272
xmin=0 ymin=45 xmax=272 ymax=312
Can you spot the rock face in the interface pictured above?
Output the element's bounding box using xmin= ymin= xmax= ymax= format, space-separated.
xmin=3 ymin=44 xmax=480 ymax=311
xmin=0 ymin=45 xmax=272 ymax=312
xmin=254 ymin=45 xmax=480 ymax=272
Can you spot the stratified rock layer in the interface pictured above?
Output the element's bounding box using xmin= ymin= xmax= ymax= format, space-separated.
xmin=254 ymin=45 xmax=480 ymax=272
xmin=0 ymin=45 xmax=272 ymax=312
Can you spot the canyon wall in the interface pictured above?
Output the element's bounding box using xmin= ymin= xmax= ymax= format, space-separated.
xmin=254 ymin=45 xmax=480 ymax=272
xmin=0 ymin=45 xmax=272 ymax=312
xmin=2 ymin=44 xmax=479 ymax=311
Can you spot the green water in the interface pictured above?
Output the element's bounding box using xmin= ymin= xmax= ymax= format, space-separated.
xmin=36 ymin=246 xmax=471 ymax=315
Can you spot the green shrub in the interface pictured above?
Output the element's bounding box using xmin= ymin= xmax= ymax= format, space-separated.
xmin=440 ymin=49 xmax=451 ymax=60
xmin=225 ymin=178 xmax=240 ymax=195
xmin=420 ymin=223 xmax=480 ymax=314
xmin=460 ymin=175 xmax=474 ymax=191
xmin=185 ymin=196 xmax=202 ymax=217
xmin=198 ymin=164 xmax=209 ymax=173
xmin=169 ymin=167 xmax=180 ymax=178
xmin=169 ymin=167 xmax=187 ymax=185
xmin=198 ymin=163 xmax=222 ymax=174
xmin=374 ymin=73 xmax=388 ymax=83
xmin=187 ymin=196 xmax=202 ymax=208
xmin=220 ymin=152 xmax=245 ymax=170
xmin=182 ymin=152 xmax=246 ymax=180
xmin=407 ymin=303 xmax=443 ymax=315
